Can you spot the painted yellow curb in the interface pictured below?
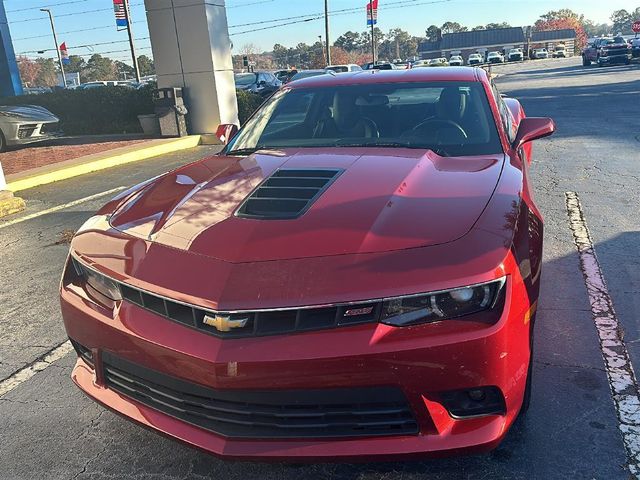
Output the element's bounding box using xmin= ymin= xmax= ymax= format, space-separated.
xmin=0 ymin=193 xmax=26 ymax=218
xmin=6 ymin=135 xmax=201 ymax=193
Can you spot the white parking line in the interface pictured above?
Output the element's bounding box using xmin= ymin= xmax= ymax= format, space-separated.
xmin=0 ymin=341 xmax=73 ymax=398
xmin=0 ymin=186 xmax=125 ymax=230
xmin=566 ymin=192 xmax=640 ymax=476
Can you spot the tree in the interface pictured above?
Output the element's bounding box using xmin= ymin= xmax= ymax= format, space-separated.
xmin=535 ymin=11 xmax=588 ymax=51
xmin=137 ymin=55 xmax=155 ymax=76
xmin=425 ymin=25 xmax=441 ymax=41
xmin=583 ymin=20 xmax=610 ymax=37
xmin=34 ymin=58 xmax=58 ymax=86
xmin=64 ymin=55 xmax=86 ymax=74
xmin=329 ymin=46 xmax=350 ymax=65
xmin=17 ymin=56 xmax=40 ymax=86
xmin=441 ymin=22 xmax=467 ymax=34
xmin=115 ymin=60 xmax=134 ymax=80
xmin=485 ymin=22 xmax=511 ymax=29
xmin=471 ymin=25 xmax=485 ymax=31
xmin=84 ymin=54 xmax=116 ymax=81
xmin=334 ymin=31 xmax=363 ymax=52
xmin=611 ymin=8 xmax=640 ymax=34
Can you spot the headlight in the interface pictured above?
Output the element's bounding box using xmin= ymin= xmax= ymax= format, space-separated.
xmin=71 ymin=256 xmax=121 ymax=302
xmin=380 ymin=278 xmax=505 ymax=327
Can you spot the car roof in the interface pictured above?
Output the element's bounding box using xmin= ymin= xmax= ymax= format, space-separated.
xmin=286 ymin=67 xmax=485 ymax=89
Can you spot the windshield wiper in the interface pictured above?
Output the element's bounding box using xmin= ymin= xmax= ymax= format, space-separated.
xmin=226 ymin=146 xmax=280 ymax=156
xmin=332 ymin=140 xmax=450 ymax=155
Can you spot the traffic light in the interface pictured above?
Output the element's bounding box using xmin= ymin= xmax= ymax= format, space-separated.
xmin=243 ymin=55 xmax=248 ymax=67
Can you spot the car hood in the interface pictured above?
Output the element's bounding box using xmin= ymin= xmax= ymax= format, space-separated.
xmin=0 ymin=105 xmax=58 ymax=122
xmin=108 ymin=148 xmax=504 ymax=263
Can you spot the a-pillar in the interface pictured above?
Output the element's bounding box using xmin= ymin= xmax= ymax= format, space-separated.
xmin=144 ymin=0 xmax=238 ymax=134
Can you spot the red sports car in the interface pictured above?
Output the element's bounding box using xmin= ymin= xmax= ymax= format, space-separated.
xmin=61 ymin=67 xmax=555 ymax=461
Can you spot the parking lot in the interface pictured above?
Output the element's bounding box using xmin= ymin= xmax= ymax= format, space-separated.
xmin=1 ymin=56 xmax=640 ymax=479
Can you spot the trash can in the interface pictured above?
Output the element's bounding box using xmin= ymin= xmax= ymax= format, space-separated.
xmin=153 ymin=87 xmax=188 ymax=137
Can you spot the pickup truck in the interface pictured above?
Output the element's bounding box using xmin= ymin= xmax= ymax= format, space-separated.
xmin=582 ymin=36 xmax=632 ymax=66
xmin=632 ymin=37 xmax=640 ymax=59
xmin=552 ymin=44 xmax=567 ymax=58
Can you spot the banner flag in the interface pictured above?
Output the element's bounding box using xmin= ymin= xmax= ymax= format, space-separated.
xmin=366 ymin=0 xmax=379 ymax=26
xmin=60 ymin=42 xmax=69 ymax=65
xmin=113 ymin=0 xmax=127 ymax=27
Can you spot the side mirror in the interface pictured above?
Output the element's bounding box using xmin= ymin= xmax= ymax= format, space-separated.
xmin=512 ymin=117 xmax=555 ymax=150
xmin=215 ymin=123 xmax=238 ymax=145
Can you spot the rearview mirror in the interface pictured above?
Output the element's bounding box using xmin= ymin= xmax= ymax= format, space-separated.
xmin=215 ymin=123 xmax=238 ymax=145
xmin=512 ymin=117 xmax=555 ymax=150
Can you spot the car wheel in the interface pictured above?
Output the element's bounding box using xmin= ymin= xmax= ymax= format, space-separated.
xmin=0 ymin=129 xmax=6 ymax=153
xmin=582 ymin=55 xmax=590 ymax=67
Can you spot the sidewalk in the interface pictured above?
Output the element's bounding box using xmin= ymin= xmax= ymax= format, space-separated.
xmin=1 ymin=136 xmax=149 ymax=176
xmin=4 ymin=135 xmax=203 ymax=193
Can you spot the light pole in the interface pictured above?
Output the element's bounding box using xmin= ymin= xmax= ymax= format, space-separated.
xmin=122 ymin=0 xmax=141 ymax=82
xmin=369 ymin=0 xmax=376 ymax=64
xmin=40 ymin=8 xmax=66 ymax=88
xmin=324 ymin=0 xmax=331 ymax=66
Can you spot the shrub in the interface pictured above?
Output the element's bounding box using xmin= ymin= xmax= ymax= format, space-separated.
xmin=0 ymin=86 xmax=263 ymax=136
xmin=236 ymin=90 xmax=264 ymax=124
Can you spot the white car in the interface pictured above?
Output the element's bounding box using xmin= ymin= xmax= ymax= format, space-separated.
xmin=448 ymin=55 xmax=463 ymax=66
xmin=325 ymin=64 xmax=362 ymax=73
xmin=428 ymin=57 xmax=449 ymax=67
xmin=411 ymin=60 xmax=430 ymax=68
xmin=552 ymin=44 xmax=567 ymax=58
xmin=487 ymin=51 xmax=504 ymax=64
xmin=533 ymin=48 xmax=549 ymax=59
xmin=0 ymin=105 xmax=60 ymax=151
xmin=508 ymin=48 xmax=523 ymax=61
xmin=467 ymin=53 xmax=483 ymax=65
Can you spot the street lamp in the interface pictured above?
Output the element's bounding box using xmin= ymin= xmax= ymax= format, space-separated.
xmin=40 ymin=8 xmax=66 ymax=88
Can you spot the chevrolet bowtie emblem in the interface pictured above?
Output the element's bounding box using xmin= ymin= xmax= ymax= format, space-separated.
xmin=203 ymin=314 xmax=249 ymax=332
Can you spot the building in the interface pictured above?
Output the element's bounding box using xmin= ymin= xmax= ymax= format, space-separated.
xmin=530 ymin=29 xmax=576 ymax=55
xmin=418 ymin=27 xmax=576 ymax=60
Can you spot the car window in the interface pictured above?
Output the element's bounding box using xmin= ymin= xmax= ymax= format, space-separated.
xmin=491 ymin=82 xmax=516 ymax=144
xmin=235 ymin=73 xmax=256 ymax=86
xmin=227 ymin=81 xmax=503 ymax=156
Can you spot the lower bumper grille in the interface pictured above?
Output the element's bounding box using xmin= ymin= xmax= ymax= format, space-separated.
xmin=17 ymin=124 xmax=37 ymax=139
xmin=102 ymin=352 xmax=419 ymax=439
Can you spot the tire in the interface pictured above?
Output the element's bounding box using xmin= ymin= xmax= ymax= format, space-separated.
xmin=582 ymin=55 xmax=590 ymax=67
xmin=0 ymin=129 xmax=6 ymax=153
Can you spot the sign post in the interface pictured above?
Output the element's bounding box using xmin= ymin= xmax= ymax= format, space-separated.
xmin=366 ymin=0 xmax=378 ymax=64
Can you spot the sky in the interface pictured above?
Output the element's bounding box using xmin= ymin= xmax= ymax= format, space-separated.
xmin=3 ymin=0 xmax=637 ymax=65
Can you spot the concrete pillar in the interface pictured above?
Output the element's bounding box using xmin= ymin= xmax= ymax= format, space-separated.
xmin=144 ymin=0 xmax=238 ymax=134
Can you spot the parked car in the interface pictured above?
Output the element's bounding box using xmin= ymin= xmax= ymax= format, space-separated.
xmin=508 ymin=48 xmax=523 ymax=62
xmin=552 ymin=44 xmax=567 ymax=58
xmin=582 ymin=36 xmax=632 ymax=66
xmin=411 ymin=59 xmax=430 ymax=68
xmin=487 ymin=51 xmax=504 ymax=63
xmin=326 ymin=64 xmax=362 ymax=73
xmin=274 ymin=69 xmax=298 ymax=83
xmin=428 ymin=57 xmax=449 ymax=66
xmin=448 ymin=55 xmax=464 ymax=66
xmin=234 ymin=71 xmax=281 ymax=98
xmin=0 ymin=105 xmax=60 ymax=151
xmin=532 ymin=48 xmax=549 ymax=59
xmin=467 ymin=53 xmax=484 ymax=65
xmin=289 ymin=69 xmax=329 ymax=82
xmin=362 ymin=62 xmax=398 ymax=70
xmin=61 ymin=67 xmax=555 ymax=462
xmin=632 ymin=37 xmax=640 ymax=59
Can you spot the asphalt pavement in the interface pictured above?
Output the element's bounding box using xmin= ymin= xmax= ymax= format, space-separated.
xmin=1 ymin=57 xmax=639 ymax=479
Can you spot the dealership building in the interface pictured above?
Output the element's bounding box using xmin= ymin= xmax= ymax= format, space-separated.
xmin=418 ymin=27 xmax=576 ymax=60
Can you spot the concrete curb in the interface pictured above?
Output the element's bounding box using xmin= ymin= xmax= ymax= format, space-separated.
xmin=0 ymin=191 xmax=26 ymax=218
xmin=6 ymin=135 xmax=202 ymax=193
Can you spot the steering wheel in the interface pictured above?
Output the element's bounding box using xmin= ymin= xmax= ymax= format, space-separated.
xmin=411 ymin=118 xmax=468 ymax=140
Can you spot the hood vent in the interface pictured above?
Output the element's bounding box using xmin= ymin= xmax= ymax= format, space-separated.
xmin=236 ymin=168 xmax=343 ymax=219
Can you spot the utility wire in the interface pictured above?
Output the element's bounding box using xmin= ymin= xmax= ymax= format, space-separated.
xmin=8 ymin=2 xmax=144 ymax=24
xmin=17 ymin=37 xmax=151 ymax=55
xmin=7 ymin=0 xmax=95 ymax=14
xmin=13 ymin=21 xmax=146 ymax=41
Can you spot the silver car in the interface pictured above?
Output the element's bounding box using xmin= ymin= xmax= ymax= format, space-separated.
xmin=0 ymin=105 xmax=60 ymax=151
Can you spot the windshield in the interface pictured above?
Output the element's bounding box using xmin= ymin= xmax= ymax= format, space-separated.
xmin=235 ymin=73 xmax=257 ymax=86
xmin=226 ymin=81 xmax=503 ymax=157
xmin=291 ymin=71 xmax=327 ymax=81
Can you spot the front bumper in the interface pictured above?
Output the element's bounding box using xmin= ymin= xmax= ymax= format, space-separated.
xmin=598 ymin=54 xmax=631 ymax=65
xmin=4 ymin=120 xmax=61 ymax=146
xmin=61 ymin=268 xmax=531 ymax=461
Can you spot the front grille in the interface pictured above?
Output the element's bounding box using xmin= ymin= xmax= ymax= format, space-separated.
xmin=17 ymin=124 xmax=37 ymax=139
xmin=236 ymin=168 xmax=343 ymax=219
xmin=605 ymin=47 xmax=630 ymax=56
xmin=40 ymin=122 xmax=59 ymax=134
xmin=120 ymin=283 xmax=380 ymax=338
xmin=102 ymin=352 xmax=419 ymax=439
